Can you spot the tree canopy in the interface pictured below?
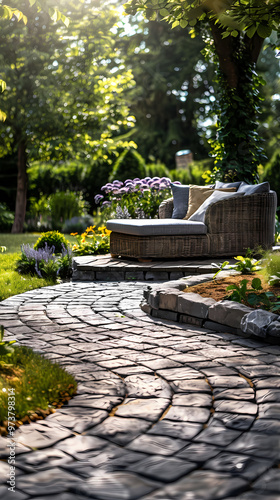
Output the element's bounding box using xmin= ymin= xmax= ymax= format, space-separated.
xmin=0 ymin=0 xmax=136 ymax=232
xmin=125 ymin=0 xmax=280 ymax=181
xmin=116 ymin=16 xmax=215 ymax=166
xmin=0 ymin=0 xmax=69 ymax=108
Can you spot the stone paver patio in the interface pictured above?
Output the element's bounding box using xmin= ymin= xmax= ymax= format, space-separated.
xmin=1 ymin=280 xmax=280 ymax=500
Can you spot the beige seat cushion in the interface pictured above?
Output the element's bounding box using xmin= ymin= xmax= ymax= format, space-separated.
xmin=183 ymin=185 xmax=236 ymax=220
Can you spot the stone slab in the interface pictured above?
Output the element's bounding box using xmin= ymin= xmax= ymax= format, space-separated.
xmin=178 ymin=292 xmax=216 ymax=319
xmin=208 ymin=301 xmax=252 ymax=329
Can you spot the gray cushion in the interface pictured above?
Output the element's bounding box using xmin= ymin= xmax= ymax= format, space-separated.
xmin=215 ymin=180 xmax=242 ymax=189
xmin=106 ymin=218 xmax=207 ymax=236
xmin=237 ymin=181 xmax=270 ymax=195
xmin=170 ymin=183 xmax=190 ymax=219
xmin=189 ymin=191 xmax=244 ymax=223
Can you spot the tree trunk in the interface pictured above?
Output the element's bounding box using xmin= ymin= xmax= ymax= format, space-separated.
xmin=209 ymin=20 xmax=264 ymax=88
xmin=209 ymin=19 xmax=239 ymax=89
xmin=206 ymin=20 xmax=266 ymax=182
xmin=11 ymin=141 xmax=28 ymax=233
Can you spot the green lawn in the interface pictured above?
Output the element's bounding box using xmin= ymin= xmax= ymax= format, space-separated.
xmin=0 ymin=233 xmax=78 ymax=300
xmin=0 ymin=233 xmax=76 ymax=254
xmin=0 ymin=233 xmax=78 ymax=436
xmin=0 ymin=253 xmax=57 ymax=301
xmin=0 ymin=345 xmax=77 ymax=434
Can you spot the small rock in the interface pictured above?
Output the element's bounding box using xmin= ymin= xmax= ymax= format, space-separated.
xmin=266 ymin=320 xmax=280 ymax=337
xmin=241 ymin=310 xmax=279 ymax=337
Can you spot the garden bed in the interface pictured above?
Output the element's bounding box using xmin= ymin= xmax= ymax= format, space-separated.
xmin=141 ymin=269 xmax=280 ymax=342
xmin=184 ymin=273 xmax=280 ymax=306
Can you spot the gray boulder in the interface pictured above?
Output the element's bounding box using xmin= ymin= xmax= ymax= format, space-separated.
xmin=240 ymin=310 xmax=279 ymax=337
xmin=266 ymin=320 xmax=280 ymax=337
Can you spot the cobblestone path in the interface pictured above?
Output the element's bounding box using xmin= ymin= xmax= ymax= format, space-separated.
xmin=0 ymin=281 xmax=280 ymax=500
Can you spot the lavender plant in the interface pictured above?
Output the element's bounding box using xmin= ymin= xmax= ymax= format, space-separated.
xmin=94 ymin=177 xmax=173 ymax=221
xmin=16 ymin=243 xmax=72 ymax=281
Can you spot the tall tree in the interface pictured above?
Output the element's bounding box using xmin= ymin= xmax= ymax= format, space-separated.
xmin=0 ymin=0 xmax=135 ymax=232
xmin=125 ymin=0 xmax=280 ymax=182
xmin=0 ymin=0 xmax=69 ymax=120
xmin=116 ymin=16 xmax=215 ymax=167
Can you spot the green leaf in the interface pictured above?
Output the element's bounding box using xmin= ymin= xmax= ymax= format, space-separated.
xmin=146 ymin=9 xmax=157 ymax=20
xmin=229 ymin=291 xmax=242 ymax=302
xmin=246 ymin=24 xmax=257 ymax=38
xmin=247 ymin=293 xmax=259 ymax=306
xmin=61 ymin=15 xmax=70 ymax=28
xmin=251 ymin=277 xmax=262 ymax=290
xmin=159 ymin=9 xmax=170 ymax=17
xmin=172 ymin=20 xmax=180 ymax=29
xmin=231 ymin=30 xmax=239 ymax=37
xmin=257 ymin=24 xmax=272 ymax=39
xmin=180 ymin=19 xmax=188 ymax=28
xmin=226 ymin=284 xmax=239 ymax=291
xmin=0 ymin=79 xmax=6 ymax=92
xmin=0 ymin=109 xmax=6 ymax=121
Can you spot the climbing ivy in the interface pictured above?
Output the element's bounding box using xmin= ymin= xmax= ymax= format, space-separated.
xmin=208 ymin=52 xmax=267 ymax=183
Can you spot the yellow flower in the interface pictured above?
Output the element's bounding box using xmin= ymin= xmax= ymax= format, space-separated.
xmin=70 ymin=232 xmax=78 ymax=236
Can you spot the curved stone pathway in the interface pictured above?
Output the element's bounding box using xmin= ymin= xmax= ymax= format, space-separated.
xmin=1 ymin=281 xmax=280 ymax=500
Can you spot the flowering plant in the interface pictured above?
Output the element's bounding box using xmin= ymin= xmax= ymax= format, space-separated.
xmin=71 ymin=225 xmax=111 ymax=256
xmin=94 ymin=176 xmax=173 ymax=220
xmin=16 ymin=243 xmax=72 ymax=281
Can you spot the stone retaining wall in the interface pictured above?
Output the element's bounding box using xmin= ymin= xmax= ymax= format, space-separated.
xmin=141 ymin=274 xmax=280 ymax=343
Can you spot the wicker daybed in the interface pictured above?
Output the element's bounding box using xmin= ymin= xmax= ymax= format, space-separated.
xmin=107 ymin=188 xmax=277 ymax=260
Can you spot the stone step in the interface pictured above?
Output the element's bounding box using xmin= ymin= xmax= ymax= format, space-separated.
xmin=72 ymin=254 xmax=237 ymax=282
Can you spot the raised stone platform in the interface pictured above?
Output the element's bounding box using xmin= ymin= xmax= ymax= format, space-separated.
xmin=72 ymin=255 xmax=237 ymax=282
xmin=141 ymin=273 xmax=280 ymax=343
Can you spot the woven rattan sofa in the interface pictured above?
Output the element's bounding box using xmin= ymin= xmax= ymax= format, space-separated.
xmin=107 ymin=185 xmax=277 ymax=260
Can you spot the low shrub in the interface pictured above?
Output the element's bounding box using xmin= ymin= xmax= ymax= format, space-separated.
xmin=16 ymin=243 xmax=72 ymax=281
xmin=27 ymin=191 xmax=89 ymax=231
xmin=25 ymin=195 xmax=52 ymax=232
xmin=213 ymin=251 xmax=280 ymax=314
xmin=225 ymin=277 xmax=280 ymax=314
xmin=109 ymin=148 xmax=146 ymax=183
xmin=34 ymin=231 xmax=69 ymax=254
xmin=212 ymin=252 xmax=261 ymax=278
xmin=169 ymin=159 xmax=214 ymax=186
xmin=95 ymin=176 xmax=172 ymax=221
xmin=62 ymin=214 xmax=94 ymax=234
xmin=48 ymin=191 xmax=88 ymax=230
xmin=145 ymin=162 xmax=170 ymax=179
